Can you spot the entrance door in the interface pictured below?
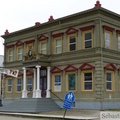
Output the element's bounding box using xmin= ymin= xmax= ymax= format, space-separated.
xmin=40 ymin=68 xmax=47 ymax=97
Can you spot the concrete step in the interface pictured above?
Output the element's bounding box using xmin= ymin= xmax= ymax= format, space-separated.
xmin=0 ymin=98 xmax=60 ymax=113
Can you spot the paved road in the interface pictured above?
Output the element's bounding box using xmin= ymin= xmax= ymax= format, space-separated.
xmin=0 ymin=115 xmax=54 ymax=120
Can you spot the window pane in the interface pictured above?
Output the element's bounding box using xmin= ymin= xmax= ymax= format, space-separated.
xmin=8 ymin=79 xmax=12 ymax=92
xmin=70 ymin=37 xmax=76 ymax=43
xmin=105 ymin=32 xmax=110 ymax=48
xmin=85 ymin=33 xmax=91 ymax=40
xmin=68 ymin=74 xmax=76 ymax=90
xmin=27 ymin=78 xmax=32 ymax=91
xmin=18 ymin=48 xmax=22 ymax=60
xmin=9 ymin=49 xmax=13 ymax=61
xmin=85 ymin=32 xmax=92 ymax=48
xmin=69 ymin=36 xmax=76 ymax=51
xmin=8 ymin=79 xmax=12 ymax=85
xmin=106 ymin=73 xmax=111 ymax=81
xmin=41 ymin=70 xmax=46 ymax=76
xmin=107 ymin=82 xmax=112 ymax=90
xmin=84 ymin=72 xmax=92 ymax=90
xmin=17 ymin=78 xmax=22 ymax=91
xmin=70 ymin=44 xmax=76 ymax=51
xmin=85 ymin=41 xmax=92 ymax=48
xmin=84 ymin=82 xmax=92 ymax=90
xmin=56 ymin=39 xmax=61 ymax=54
xmin=41 ymin=42 xmax=46 ymax=54
xmin=56 ymin=39 xmax=61 ymax=46
xmin=54 ymin=75 xmax=61 ymax=91
xmin=84 ymin=73 xmax=92 ymax=81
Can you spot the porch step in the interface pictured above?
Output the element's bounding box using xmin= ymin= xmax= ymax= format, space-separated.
xmin=0 ymin=98 xmax=60 ymax=113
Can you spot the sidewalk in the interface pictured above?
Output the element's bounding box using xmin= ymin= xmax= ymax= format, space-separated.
xmin=0 ymin=109 xmax=100 ymax=120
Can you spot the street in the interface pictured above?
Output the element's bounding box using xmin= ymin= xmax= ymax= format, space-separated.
xmin=0 ymin=115 xmax=57 ymax=120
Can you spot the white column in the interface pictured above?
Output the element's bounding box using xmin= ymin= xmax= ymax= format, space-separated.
xmin=46 ymin=66 xmax=51 ymax=98
xmin=32 ymin=69 xmax=36 ymax=98
xmin=22 ymin=67 xmax=27 ymax=98
xmin=36 ymin=65 xmax=41 ymax=98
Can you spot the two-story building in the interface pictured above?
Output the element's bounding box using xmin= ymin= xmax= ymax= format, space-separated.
xmin=1 ymin=1 xmax=120 ymax=111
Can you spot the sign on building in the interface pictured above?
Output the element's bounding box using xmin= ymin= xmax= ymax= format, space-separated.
xmin=0 ymin=68 xmax=19 ymax=77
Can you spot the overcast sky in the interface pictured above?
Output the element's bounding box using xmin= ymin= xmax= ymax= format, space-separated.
xmin=0 ymin=0 xmax=120 ymax=55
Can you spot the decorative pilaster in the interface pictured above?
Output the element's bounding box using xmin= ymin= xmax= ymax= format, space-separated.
xmin=36 ymin=66 xmax=41 ymax=98
xmin=46 ymin=67 xmax=51 ymax=98
xmin=95 ymin=61 xmax=104 ymax=101
xmin=22 ymin=67 xmax=27 ymax=98
xmin=32 ymin=69 xmax=36 ymax=98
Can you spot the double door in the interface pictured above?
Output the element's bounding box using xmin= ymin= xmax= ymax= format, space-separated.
xmin=40 ymin=68 xmax=47 ymax=97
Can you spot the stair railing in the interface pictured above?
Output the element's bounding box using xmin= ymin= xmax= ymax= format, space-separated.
xmin=49 ymin=89 xmax=63 ymax=102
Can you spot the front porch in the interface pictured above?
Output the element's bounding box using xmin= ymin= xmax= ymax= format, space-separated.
xmin=22 ymin=66 xmax=51 ymax=98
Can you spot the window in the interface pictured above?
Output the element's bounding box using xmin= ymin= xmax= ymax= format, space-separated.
xmin=106 ymin=71 xmax=114 ymax=91
xmin=66 ymin=72 xmax=76 ymax=91
xmin=81 ymin=70 xmax=93 ymax=91
xmin=8 ymin=49 xmax=13 ymax=62
xmin=27 ymin=78 xmax=32 ymax=91
xmin=17 ymin=78 xmax=22 ymax=92
xmin=40 ymin=41 xmax=47 ymax=54
xmin=17 ymin=47 xmax=22 ymax=60
xmin=105 ymin=30 xmax=112 ymax=49
xmin=82 ymin=30 xmax=93 ymax=49
xmin=68 ymin=34 xmax=77 ymax=51
xmin=118 ymin=35 xmax=120 ymax=51
xmin=52 ymin=73 xmax=61 ymax=92
xmin=7 ymin=79 xmax=12 ymax=92
xmin=54 ymin=38 xmax=62 ymax=54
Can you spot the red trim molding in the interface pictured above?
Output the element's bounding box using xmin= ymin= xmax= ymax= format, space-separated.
xmin=26 ymin=69 xmax=33 ymax=75
xmin=38 ymin=34 xmax=48 ymax=41
xmin=102 ymin=25 xmax=115 ymax=32
xmin=25 ymin=39 xmax=35 ymax=44
xmin=80 ymin=25 xmax=95 ymax=31
xmin=15 ymin=40 xmax=24 ymax=46
xmin=116 ymin=30 xmax=120 ymax=34
xmin=6 ymin=44 xmax=14 ymax=48
xmin=52 ymin=32 xmax=64 ymax=38
xmin=64 ymin=64 xmax=77 ymax=72
xmin=50 ymin=66 xmax=63 ymax=73
xmin=65 ymin=27 xmax=78 ymax=35
xmin=104 ymin=63 xmax=116 ymax=71
xmin=79 ymin=63 xmax=95 ymax=70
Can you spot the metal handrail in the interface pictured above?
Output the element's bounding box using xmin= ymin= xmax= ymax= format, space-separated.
xmin=49 ymin=90 xmax=63 ymax=102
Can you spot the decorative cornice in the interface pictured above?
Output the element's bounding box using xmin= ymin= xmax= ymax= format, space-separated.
xmin=50 ymin=66 xmax=62 ymax=73
xmin=65 ymin=27 xmax=78 ymax=35
xmin=52 ymin=32 xmax=64 ymax=38
xmin=64 ymin=64 xmax=77 ymax=72
xmin=79 ymin=62 xmax=95 ymax=70
xmin=104 ymin=63 xmax=116 ymax=71
xmin=80 ymin=25 xmax=95 ymax=31
xmin=102 ymin=25 xmax=115 ymax=32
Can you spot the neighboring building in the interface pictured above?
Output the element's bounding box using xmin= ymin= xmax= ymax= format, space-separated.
xmin=1 ymin=1 xmax=120 ymax=110
xmin=0 ymin=55 xmax=3 ymax=67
